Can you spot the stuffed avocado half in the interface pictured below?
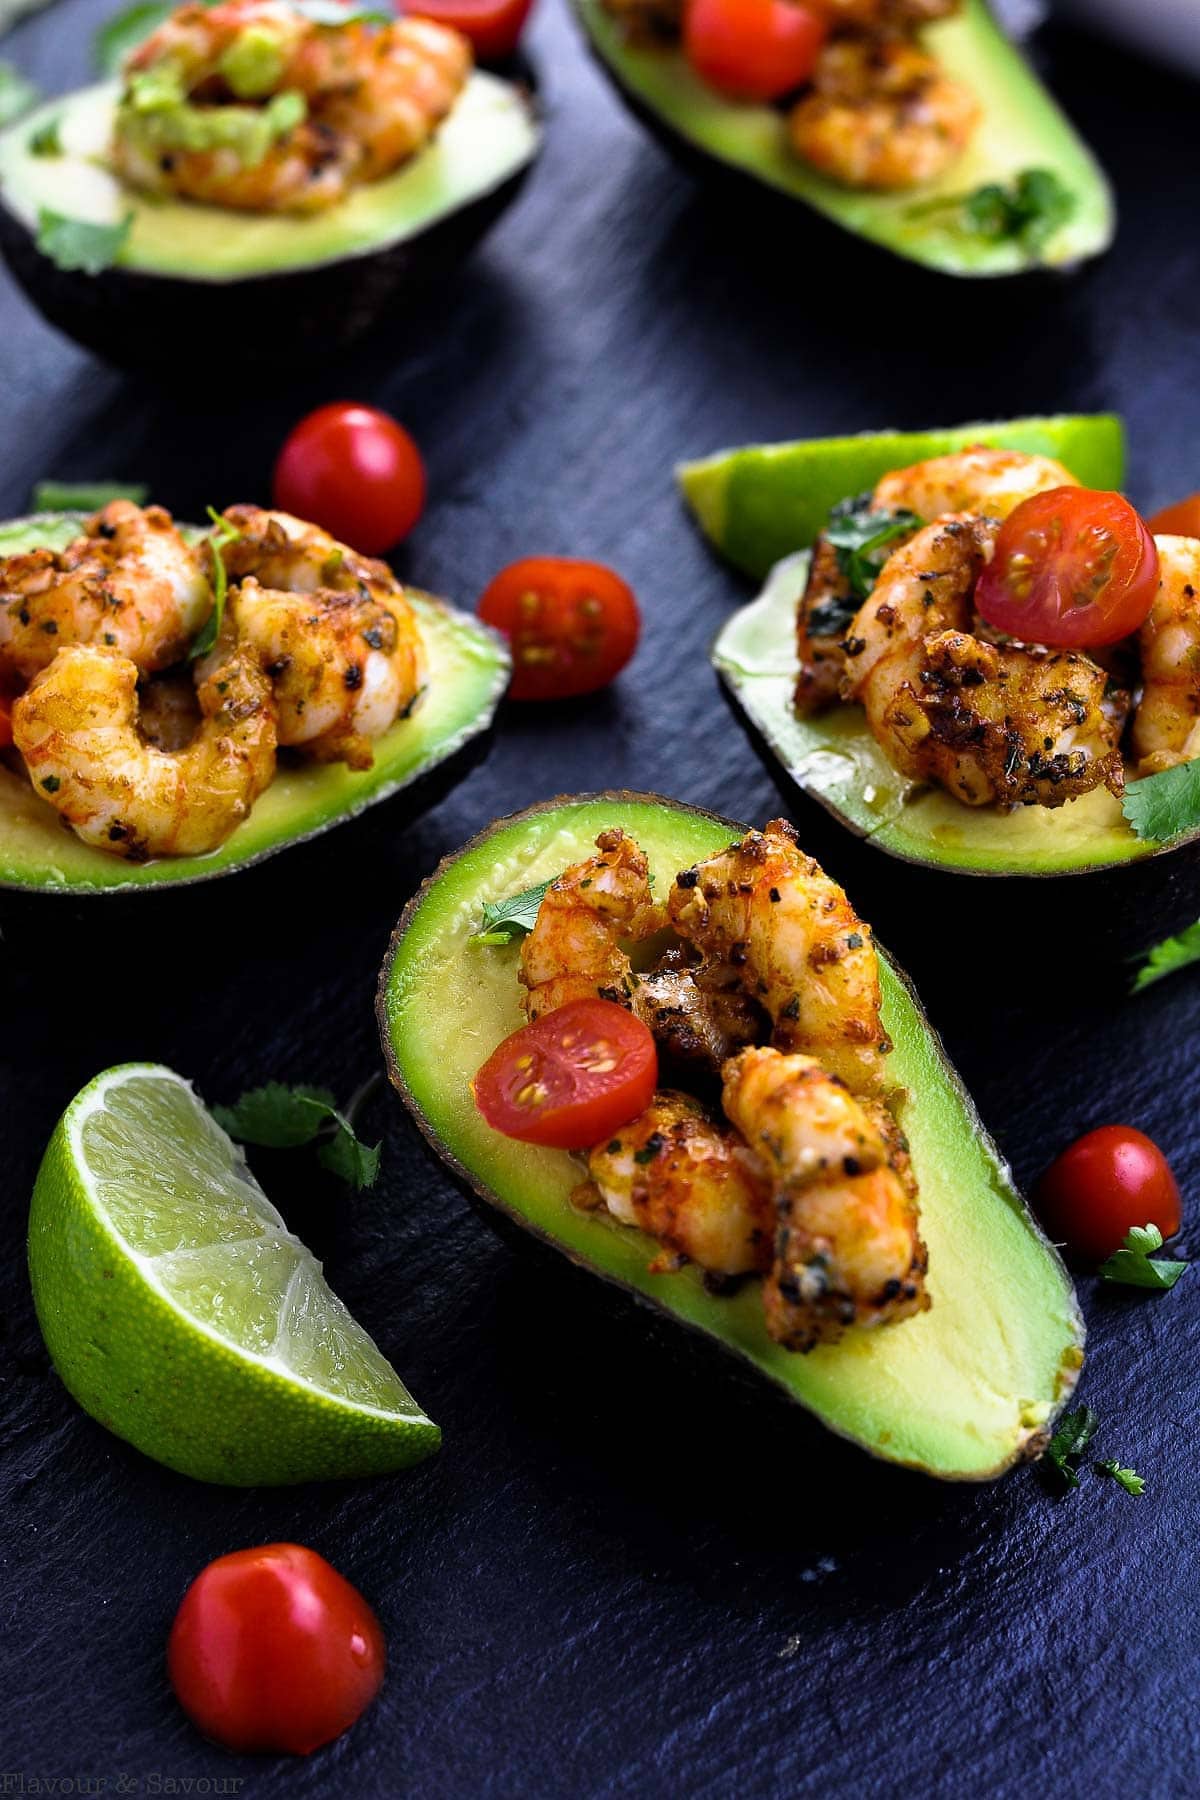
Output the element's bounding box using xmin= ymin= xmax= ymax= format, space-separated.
xmin=378 ymin=793 xmax=1084 ymax=1480
xmin=571 ymin=0 xmax=1112 ymax=276
xmin=0 ymin=513 xmax=510 ymax=894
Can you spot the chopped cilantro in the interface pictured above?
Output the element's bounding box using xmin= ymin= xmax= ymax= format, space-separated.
xmin=36 ymin=209 xmax=134 ymax=275
xmin=0 ymin=60 xmax=40 ymax=128
xmin=28 ymin=113 xmax=61 ymax=156
xmin=909 ymin=169 xmax=1075 ymax=258
xmin=31 ymin=479 xmax=148 ymax=512
xmin=1098 ymin=1224 xmax=1188 ymax=1291
xmin=1043 ymin=1405 xmax=1098 ymax=1489
xmin=1131 ymin=918 xmax=1200 ymax=993
xmin=189 ymin=507 xmax=242 ymax=659
xmin=473 ymin=878 xmax=553 ymax=946
xmin=213 ymin=1076 xmax=381 ymax=1191
xmin=824 ymin=494 xmax=921 ymax=603
xmin=1096 ymin=1460 xmax=1145 ymax=1497
xmin=1122 ymin=760 xmax=1200 ymax=845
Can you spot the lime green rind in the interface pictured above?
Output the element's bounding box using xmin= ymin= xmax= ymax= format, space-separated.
xmin=380 ymin=796 xmax=1083 ymax=1480
xmin=0 ymin=514 xmax=510 ymax=893
xmin=714 ymin=551 xmax=1148 ymax=874
xmin=0 ymin=73 xmax=539 ymax=281
xmin=572 ymin=0 xmax=1113 ymax=277
xmin=29 ymin=1064 xmax=440 ymax=1484
xmin=679 ymin=414 xmax=1126 ymax=580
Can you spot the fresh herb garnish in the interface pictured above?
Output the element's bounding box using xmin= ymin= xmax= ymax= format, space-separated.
xmin=1043 ymin=1405 xmax=1098 ymax=1489
xmin=1098 ymin=1223 xmax=1188 ymax=1291
xmin=36 ymin=208 xmax=134 ymax=275
xmin=824 ymin=494 xmax=921 ymax=603
xmin=189 ymin=507 xmax=242 ymax=660
xmin=0 ymin=60 xmax=39 ymax=128
xmin=213 ymin=1077 xmax=382 ymax=1191
xmin=1122 ymin=760 xmax=1200 ymax=845
xmin=1096 ymin=1460 xmax=1145 ymax=1497
xmin=31 ymin=479 xmax=148 ymax=512
xmin=1131 ymin=918 xmax=1200 ymax=993
xmin=27 ymin=112 xmax=61 ymax=156
xmin=473 ymin=879 xmax=553 ymax=946
xmin=909 ymin=169 xmax=1075 ymax=257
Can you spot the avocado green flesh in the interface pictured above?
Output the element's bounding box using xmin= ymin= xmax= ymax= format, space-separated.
xmin=381 ymin=795 xmax=1083 ymax=1479
xmin=0 ymin=515 xmax=509 ymax=892
xmin=680 ymin=414 xmax=1127 ymax=580
xmin=573 ymin=0 xmax=1112 ymax=275
xmin=0 ymin=74 xmax=538 ymax=280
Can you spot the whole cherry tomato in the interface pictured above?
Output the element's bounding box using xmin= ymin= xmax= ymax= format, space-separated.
xmin=168 ymin=1544 xmax=386 ymax=1755
xmin=478 ymin=556 xmax=640 ymax=700
xmin=1148 ymin=493 xmax=1200 ymax=538
xmin=975 ymin=488 xmax=1159 ymax=649
xmin=683 ymin=0 xmax=828 ymax=103
xmin=1034 ymin=1125 xmax=1182 ymax=1262
xmin=473 ymin=998 xmax=658 ymax=1148
xmin=273 ymin=403 xmax=426 ymax=554
xmin=403 ymin=0 xmax=535 ymax=58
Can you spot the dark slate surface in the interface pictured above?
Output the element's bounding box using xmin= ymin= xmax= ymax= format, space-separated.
xmin=1 ymin=2 xmax=1197 ymax=1794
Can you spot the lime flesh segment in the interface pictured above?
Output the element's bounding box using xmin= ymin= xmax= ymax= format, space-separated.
xmin=28 ymin=1065 xmax=439 ymax=1484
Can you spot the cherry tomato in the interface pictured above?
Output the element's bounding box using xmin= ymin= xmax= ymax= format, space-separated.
xmin=402 ymin=0 xmax=534 ymax=58
xmin=1034 ymin=1125 xmax=1182 ymax=1262
xmin=975 ymin=488 xmax=1159 ymax=649
xmin=168 ymin=1544 xmax=386 ymax=1756
xmin=683 ymin=0 xmax=827 ymax=103
xmin=1148 ymin=493 xmax=1200 ymax=538
xmin=473 ymin=998 xmax=658 ymax=1148
xmin=273 ymin=403 xmax=426 ymax=555
xmin=478 ymin=556 xmax=640 ymax=701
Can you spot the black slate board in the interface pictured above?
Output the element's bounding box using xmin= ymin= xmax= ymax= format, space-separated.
xmin=1 ymin=2 xmax=1197 ymax=1794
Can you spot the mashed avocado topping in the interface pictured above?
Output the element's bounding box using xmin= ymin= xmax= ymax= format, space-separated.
xmin=217 ymin=27 xmax=290 ymax=101
xmin=118 ymin=64 xmax=306 ymax=167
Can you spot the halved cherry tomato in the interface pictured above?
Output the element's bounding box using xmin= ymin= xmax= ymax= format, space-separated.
xmin=1148 ymin=493 xmax=1200 ymax=538
xmin=683 ymin=0 xmax=827 ymax=103
xmin=473 ymin=998 xmax=657 ymax=1148
xmin=403 ymin=0 xmax=534 ymax=58
xmin=1034 ymin=1125 xmax=1182 ymax=1262
xmin=478 ymin=556 xmax=640 ymax=701
xmin=273 ymin=402 xmax=426 ymax=555
xmin=168 ymin=1544 xmax=385 ymax=1756
xmin=975 ymin=488 xmax=1159 ymax=649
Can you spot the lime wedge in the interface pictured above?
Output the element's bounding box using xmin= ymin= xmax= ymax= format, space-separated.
xmin=28 ymin=1064 xmax=439 ymax=1485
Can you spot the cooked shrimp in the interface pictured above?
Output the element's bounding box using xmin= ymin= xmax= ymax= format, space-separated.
xmin=0 ymin=502 xmax=210 ymax=683
xmin=586 ymin=1092 xmax=772 ymax=1278
xmin=633 ymin=947 xmax=766 ymax=1075
xmin=520 ymin=830 xmax=664 ymax=1021
xmin=722 ymin=1047 xmax=927 ymax=1351
xmin=872 ymin=446 xmax=1079 ymax=522
xmin=219 ymin=505 xmax=398 ymax=602
xmin=309 ymin=16 xmax=472 ymax=184
xmin=823 ymin=0 xmax=958 ymax=20
xmin=842 ymin=514 xmax=1128 ymax=807
xmin=667 ymin=819 xmax=891 ymax=1095
xmin=788 ymin=33 xmax=979 ymax=190
xmin=1130 ymin=536 xmax=1200 ymax=776
xmin=11 ymin=641 xmax=276 ymax=860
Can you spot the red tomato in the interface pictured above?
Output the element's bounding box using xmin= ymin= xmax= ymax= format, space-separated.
xmin=402 ymin=0 xmax=534 ymax=58
xmin=473 ymin=998 xmax=658 ymax=1148
xmin=168 ymin=1544 xmax=386 ymax=1756
xmin=1034 ymin=1125 xmax=1182 ymax=1262
xmin=975 ymin=488 xmax=1159 ymax=649
xmin=478 ymin=556 xmax=640 ymax=701
xmin=683 ymin=0 xmax=827 ymax=103
xmin=1148 ymin=493 xmax=1200 ymax=538
xmin=273 ymin=403 xmax=426 ymax=554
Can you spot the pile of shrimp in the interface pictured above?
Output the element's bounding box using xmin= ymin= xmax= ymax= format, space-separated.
xmin=603 ymin=0 xmax=978 ymax=191
xmin=0 ymin=500 xmax=426 ymax=860
xmin=112 ymin=0 xmax=472 ymax=215
xmin=792 ymin=445 xmax=1200 ymax=809
xmin=515 ymin=818 xmax=928 ymax=1354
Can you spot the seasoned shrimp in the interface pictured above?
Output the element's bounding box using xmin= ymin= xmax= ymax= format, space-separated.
xmin=823 ymin=0 xmax=959 ymax=20
xmin=307 ymin=16 xmax=472 ymax=184
xmin=872 ymin=446 xmax=1078 ymax=522
xmin=1130 ymin=536 xmax=1200 ymax=776
xmin=520 ymin=830 xmax=664 ymax=1021
xmin=722 ymin=1047 xmax=927 ymax=1351
xmin=633 ymin=947 xmax=765 ymax=1075
xmin=11 ymin=641 xmax=276 ymax=860
xmin=220 ymin=505 xmax=399 ymax=602
xmin=788 ymin=33 xmax=979 ymax=190
xmin=842 ymin=514 xmax=1128 ymax=807
xmin=0 ymin=502 xmax=210 ymax=682
xmin=667 ymin=819 xmax=891 ymax=1095
xmin=586 ymin=1092 xmax=772 ymax=1278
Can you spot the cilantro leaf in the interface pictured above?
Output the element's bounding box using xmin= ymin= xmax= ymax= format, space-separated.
xmin=1096 ymin=1460 xmax=1145 ymax=1497
xmin=189 ymin=507 xmax=242 ymax=660
xmin=318 ymin=1124 xmax=381 ymax=1192
xmin=95 ymin=0 xmax=184 ymax=74
xmin=31 ymin=479 xmax=148 ymax=512
xmin=1043 ymin=1405 xmax=1098 ymax=1489
xmin=473 ymin=878 xmax=553 ymax=946
xmin=213 ymin=1082 xmax=336 ymax=1148
xmin=1131 ymin=918 xmax=1200 ymax=993
xmin=908 ymin=169 xmax=1075 ymax=259
xmin=1098 ymin=1223 xmax=1188 ymax=1291
xmin=1122 ymin=761 xmax=1200 ymax=845
xmin=36 ymin=209 xmax=134 ymax=275
xmin=0 ymin=60 xmax=40 ymax=128
xmin=28 ymin=113 xmax=61 ymax=156
xmin=824 ymin=495 xmax=921 ymax=603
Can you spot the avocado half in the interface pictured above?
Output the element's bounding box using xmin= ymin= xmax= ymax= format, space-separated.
xmin=377 ymin=792 xmax=1084 ymax=1480
xmin=0 ymin=513 xmax=510 ymax=893
xmin=570 ymin=0 xmax=1112 ymax=276
xmin=0 ymin=73 xmax=539 ymax=367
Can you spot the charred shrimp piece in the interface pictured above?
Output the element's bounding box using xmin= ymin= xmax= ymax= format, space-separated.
xmin=722 ymin=1047 xmax=928 ymax=1352
xmin=1130 ymin=535 xmax=1200 ymax=775
xmin=633 ymin=946 xmax=767 ymax=1076
xmin=520 ymin=830 xmax=665 ymax=1021
xmin=795 ymin=504 xmax=919 ymax=715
